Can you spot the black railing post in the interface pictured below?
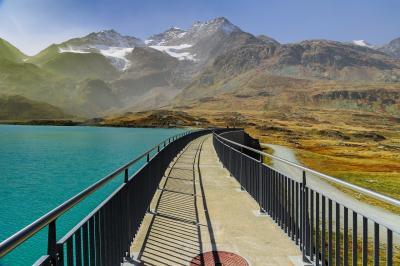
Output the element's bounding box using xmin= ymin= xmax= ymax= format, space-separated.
xmin=124 ymin=169 xmax=128 ymax=183
xmin=240 ymin=147 xmax=244 ymax=190
xmin=259 ymin=154 xmax=263 ymax=213
xmin=56 ymin=243 xmax=64 ymax=266
xmin=302 ymin=170 xmax=307 ymax=262
xmin=124 ymin=168 xmax=130 ymax=259
xmin=47 ymin=220 xmax=57 ymax=265
xmin=229 ymin=146 xmax=232 ymax=176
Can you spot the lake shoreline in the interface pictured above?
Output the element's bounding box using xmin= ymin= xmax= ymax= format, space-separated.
xmin=0 ymin=119 xmax=193 ymax=128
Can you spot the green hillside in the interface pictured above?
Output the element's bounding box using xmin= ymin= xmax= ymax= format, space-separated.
xmin=42 ymin=52 xmax=118 ymax=80
xmin=0 ymin=94 xmax=70 ymax=120
xmin=0 ymin=58 xmax=124 ymax=117
xmin=27 ymin=44 xmax=59 ymax=65
xmin=0 ymin=38 xmax=27 ymax=62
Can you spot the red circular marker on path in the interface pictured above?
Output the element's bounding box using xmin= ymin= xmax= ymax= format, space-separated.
xmin=190 ymin=251 xmax=249 ymax=266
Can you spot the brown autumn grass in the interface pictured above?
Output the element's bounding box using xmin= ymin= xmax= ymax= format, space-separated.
xmin=231 ymin=107 xmax=400 ymax=214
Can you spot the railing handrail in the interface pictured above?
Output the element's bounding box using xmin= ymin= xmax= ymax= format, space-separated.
xmin=214 ymin=131 xmax=400 ymax=208
xmin=0 ymin=129 xmax=195 ymax=257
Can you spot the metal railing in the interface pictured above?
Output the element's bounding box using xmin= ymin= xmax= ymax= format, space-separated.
xmin=0 ymin=129 xmax=212 ymax=265
xmin=213 ymin=130 xmax=400 ymax=266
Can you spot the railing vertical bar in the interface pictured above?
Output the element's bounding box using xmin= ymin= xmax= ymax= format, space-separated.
xmin=296 ymin=182 xmax=299 ymax=245
xmin=344 ymin=207 xmax=349 ymax=266
xmin=316 ymin=192 xmax=320 ymax=265
xmin=282 ymin=174 xmax=285 ymax=230
xmin=362 ymin=217 xmax=368 ymax=266
xmin=277 ymin=173 xmax=281 ymax=226
xmin=277 ymin=173 xmax=280 ymax=225
xmin=267 ymin=168 xmax=270 ymax=213
xmin=99 ymin=210 xmax=105 ymax=266
xmin=274 ymin=171 xmax=277 ymax=222
xmin=310 ymin=189 xmax=314 ymax=261
xmin=352 ymin=212 xmax=358 ymax=266
xmin=75 ymin=229 xmax=82 ymax=266
xmin=285 ymin=176 xmax=288 ymax=233
xmin=291 ymin=179 xmax=295 ymax=241
xmin=89 ymin=217 xmax=95 ymax=266
xmin=56 ymin=243 xmax=64 ymax=266
xmin=335 ymin=203 xmax=340 ymax=266
xmin=328 ymin=199 xmax=333 ymax=266
xmin=387 ymin=229 xmax=392 ymax=266
xmin=305 ymin=186 xmax=310 ymax=256
xmin=104 ymin=204 xmax=111 ymax=266
xmin=374 ymin=222 xmax=379 ymax=266
xmin=300 ymin=182 xmax=303 ymax=251
xmin=82 ymin=223 xmax=89 ymax=266
xmin=66 ymin=237 xmax=73 ymax=266
xmin=258 ymin=155 xmax=263 ymax=213
xmin=288 ymin=178 xmax=292 ymax=238
xmin=240 ymin=147 xmax=243 ymax=191
xmin=109 ymin=198 xmax=116 ymax=265
xmin=47 ymin=221 xmax=57 ymax=266
xmin=322 ymin=196 xmax=326 ymax=266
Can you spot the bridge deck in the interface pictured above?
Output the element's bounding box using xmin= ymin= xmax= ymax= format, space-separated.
xmin=128 ymin=134 xmax=301 ymax=265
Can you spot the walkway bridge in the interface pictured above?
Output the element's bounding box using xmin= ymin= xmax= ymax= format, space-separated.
xmin=0 ymin=129 xmax=399 ymax=265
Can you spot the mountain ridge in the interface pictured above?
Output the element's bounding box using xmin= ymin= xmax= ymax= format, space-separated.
xmin=1 ymin=17 xmax=400 ymax=119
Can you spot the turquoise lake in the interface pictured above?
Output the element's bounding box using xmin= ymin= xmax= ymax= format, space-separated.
xmin=0 ymin=125 xmax=186 ymax=265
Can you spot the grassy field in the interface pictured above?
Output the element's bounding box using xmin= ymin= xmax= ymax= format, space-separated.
xmin=202 ymin=107 xmax=400 ymax=214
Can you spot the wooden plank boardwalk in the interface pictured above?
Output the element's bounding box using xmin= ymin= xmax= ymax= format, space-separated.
xmin=127 ymin=135 xmax=301 ymax=265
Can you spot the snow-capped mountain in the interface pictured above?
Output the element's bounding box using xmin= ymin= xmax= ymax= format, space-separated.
xmin=57 ymin=30 xmax=144 ymax=71
xmin=145 ymin=27 xmax=194 ymax=61
xmin=145 ymin=27 xmax=186 ymax=46
xmin=145 ymin=17 xmax=261 ymax=64
xmin=146 ymin=17 xmax=242 ymax=47
xmin=352 ymin=40 xmax=373 ymax=48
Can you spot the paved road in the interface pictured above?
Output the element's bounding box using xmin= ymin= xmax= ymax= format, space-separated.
xmin=262 ymin=143 xmax=400 ymax=242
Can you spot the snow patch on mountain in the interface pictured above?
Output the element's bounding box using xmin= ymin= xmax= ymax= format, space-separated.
xmin=352 ymin=40 xmax=373 ymax=48
xmin=59 ymin=47 xmax=90 ymax=54
xmin=97 ymin=46 xmax=134 ymax=71
xmin=149 ymin=44 xmax=196 ymax=61
xmin=58 ymin=45 xmax=134 ymax=71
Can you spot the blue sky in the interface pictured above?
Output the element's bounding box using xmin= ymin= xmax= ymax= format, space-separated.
xmin=0 ymin=0 xmax=399 ymax=55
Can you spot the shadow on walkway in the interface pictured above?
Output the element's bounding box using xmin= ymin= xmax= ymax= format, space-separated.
xmin=135 ymin=137 xmax=218 ymax=266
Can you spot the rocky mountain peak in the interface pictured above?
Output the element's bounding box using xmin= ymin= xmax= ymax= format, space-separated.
xmin=81 ymin=29 xmax=144 ymax=48
xmin=189 ymin=17 xmax=241 ymax=35
xmin=145 ymin=27 xmax=187 ymax=45
xmin=378 ymin=37 xmax=400 ymax=58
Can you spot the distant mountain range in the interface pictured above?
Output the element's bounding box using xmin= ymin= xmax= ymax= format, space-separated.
xmin=0 ymin=17 xmax=399 ymax=120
